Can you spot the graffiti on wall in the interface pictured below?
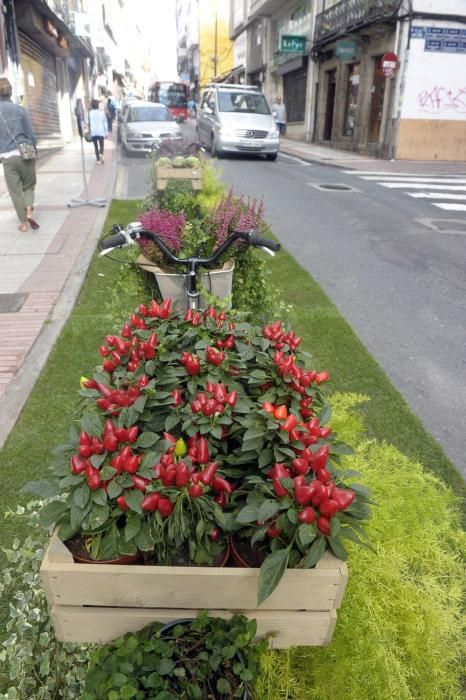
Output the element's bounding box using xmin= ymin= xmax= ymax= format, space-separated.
xmin=417 ymin=86 xmax=466 ymax=114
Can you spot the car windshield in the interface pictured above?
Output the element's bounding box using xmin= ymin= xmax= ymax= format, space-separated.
xmin=217 ymin=91 xmax=270 ymax=115
xmin=127 ymin=106 xmax=172 ymax=122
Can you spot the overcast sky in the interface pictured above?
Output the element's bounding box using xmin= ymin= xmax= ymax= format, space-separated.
xmin=142 ymin=0 xmax=178 ymax=80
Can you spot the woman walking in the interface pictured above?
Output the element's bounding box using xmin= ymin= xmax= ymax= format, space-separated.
xmin=88 ymin=99 xmax=107 ymax=164
xmin=0 ymin=77 xmax=39 ymax=232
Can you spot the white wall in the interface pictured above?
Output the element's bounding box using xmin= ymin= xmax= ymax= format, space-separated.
xmin=401 ymin=20 xmax=466 ymax=120
xmin=412 ymin=0 xmax=465 ymax=13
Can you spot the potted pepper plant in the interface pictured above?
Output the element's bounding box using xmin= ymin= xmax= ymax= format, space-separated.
xmin=31 ymin=299 xmax=371 ymax=605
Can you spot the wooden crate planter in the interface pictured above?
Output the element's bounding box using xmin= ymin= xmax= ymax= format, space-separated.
xmin=41 ymin=531 xmax=348 ymax=648
xmin=155 ymin=166 xmax=202 ymax=191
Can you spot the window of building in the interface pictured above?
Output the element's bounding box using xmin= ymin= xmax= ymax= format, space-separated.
xmin=343 ymin=63 xmax=360 ymax=137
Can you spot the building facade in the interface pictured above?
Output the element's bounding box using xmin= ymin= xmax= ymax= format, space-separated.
xmin=312 ymin=0 xmax=466 ymax=160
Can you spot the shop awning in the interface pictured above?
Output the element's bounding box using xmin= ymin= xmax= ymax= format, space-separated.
xmin=211 ymin=64 xmax=245 ymax=84
xmin=14 ymin=0 xmax=93 ymax=58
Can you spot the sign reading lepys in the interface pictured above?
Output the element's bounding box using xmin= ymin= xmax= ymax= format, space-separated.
xmin=380 ymin=52 xmax=398 ymax=77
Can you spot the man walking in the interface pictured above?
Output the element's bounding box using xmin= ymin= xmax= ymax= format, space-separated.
xmin=271 ymin=96 xmax=287 ymax=136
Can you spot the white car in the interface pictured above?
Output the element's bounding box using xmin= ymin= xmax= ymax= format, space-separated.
xmin=119 ymin=102 xmax=182 ymax=155
xmin=197 ymin=84 xmax=279 ymax=160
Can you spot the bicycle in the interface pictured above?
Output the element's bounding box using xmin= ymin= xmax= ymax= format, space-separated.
xmin=99 ymin=222 xmax=281 ymax=311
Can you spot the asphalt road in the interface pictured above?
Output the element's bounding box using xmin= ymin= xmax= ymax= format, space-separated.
xmin=115 ymin=125 xmax=466 ymax=479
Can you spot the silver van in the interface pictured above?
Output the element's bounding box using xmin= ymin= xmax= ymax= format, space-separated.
xmin=197 ymin=84 xmax=279 ymax=160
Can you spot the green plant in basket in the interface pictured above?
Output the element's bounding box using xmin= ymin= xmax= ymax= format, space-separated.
xmin=81 ymin=611 xmax=267 ymax=699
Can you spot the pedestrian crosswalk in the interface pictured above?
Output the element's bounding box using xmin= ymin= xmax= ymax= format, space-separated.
xmin=342 ymin=171 xmax=466 ymax=212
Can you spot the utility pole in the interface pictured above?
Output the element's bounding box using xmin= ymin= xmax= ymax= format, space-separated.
xmin=213 ymin=11 xmax=218 ymax=79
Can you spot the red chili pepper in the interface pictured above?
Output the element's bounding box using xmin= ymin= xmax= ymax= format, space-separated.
xmin=269 ymin=463 xmax=290 ymax=480
xmin=294 ymin=484 xmax=314 ymax=506
xmin=225 ymin=390 xmax=237 ymax=407
xmin=121 ymin=322 xmax=132 ymax=338
xmin=212 ymin=476 xmax=232 ymax=494
xmin=185 ymin=356 xmax=201 ymax=376
xmin=262 ymin=401 xmax=275 ymax=415
xmin=87 ymin=474 xmax=102 ymax=491
xmin=214 ymin=492 xmax=227 ymax=508
xmin=103 ymin=434 xmax=118 ymax=452
xmin=319 ymin=427 xmax=332 ymax=439
xmin=319 ymin=498 xmax=339 ymax=518
xmin=189 ymin=484 xmax=203 ymax=498
xmin=202 ymin=399 xmax=218 ymax=416
xmin=281 ymin=414 xmax=298 ymax=432
xmin=131 ymin=475 xmax=150 ymax=492
xmin=205 ymin=347 xmax=225 ymax=366
xmin=292 ymin=458 xmax=309 ymax=475
xmin=114 ymin=427 xmax=128 ymax=443
xmin=171 ymin=389 xmax=183 ymax=407
xmin=273 ymin=477 xmax=289 ymax=497
xmin=200 ymin=461 xmax=218 ymax=485
xmin=316 ymin=468 xmax=331 ymax=483
xmin=162 ymin=466 xmax=177 ymax=486
xmin=127 ymin=426 xmax=139 ymax=443
xmin=99 ymin=345 xmax=110 ymax=357
xmin=160 ymin=298 xmax=172 ymax=319
xmin=267 ymin=522 xmax=281 ymax=538
xmin=158 ymin=498 xmax=174 ymax=517
xmin=191 ymin=400 xmax=202 ymax=414
xmin=149 ymin=300 xmax=161 ymax=317
xmin=213 ymin=383 xmax=227 ymax=402
xmin=273 ymin=405 xmax=288 ymax=420
xmin=315 ymin=371 xmax=329 ymax=385
xmin=310 ymin=482 xmax=327 ymax=506
xmin=196 ymin=437 xmax=209 ymax=465
xmin=332 ymin=487 xmax=356 ymax=511
xmin=309 ymin=444 xmax=330 ymax=471
xmin=163 ymin=432 xmax=176 ymax=444
xmin=209 ymin=527 xmax=220 ymax=541
xmin=175 ymin=462 xmax=190 ymax=488
xmin=124 ymin=455 xmax=141 ymax=474
xmin=91 ymin=437 xmax=104 ymax=455
xmin=117 ymin=495 xmax=129 ymax=511
xmin=317 ymin=515 xmax=331 ymax=535
xmin=70 ymin=455 xmax=87 ymax=475
xmin=298 ymin=506 xmax=316 ymax=524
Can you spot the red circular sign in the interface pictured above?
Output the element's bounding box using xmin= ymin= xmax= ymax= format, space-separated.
xmin=380 ymin=52 xmax=398 ymax=77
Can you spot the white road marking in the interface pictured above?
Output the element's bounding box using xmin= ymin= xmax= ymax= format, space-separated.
xmin=341 ymin=170 xmax=466 ymax=176
xmin=409 ymin=192 xmax=466 ymax=200
xmin=432 ymin=203 xmax=466 ymax=211
xmin=380 ymin=183 xmax=466 ymax=191
xmin=360 ymin=176 xmax=466 ymax=184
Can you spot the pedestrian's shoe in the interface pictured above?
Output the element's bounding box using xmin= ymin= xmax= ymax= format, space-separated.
xmin=100 ymin=155 xmax=105 ymax=164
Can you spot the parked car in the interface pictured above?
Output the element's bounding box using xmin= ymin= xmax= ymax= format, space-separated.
xmin=197 ymin=84 xmax=279 ymax=160
xmin=119 ymin=102 xmax=182 ymax=155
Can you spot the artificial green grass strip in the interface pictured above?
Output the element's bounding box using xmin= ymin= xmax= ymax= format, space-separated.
xmin=256 ymin=396 xmax=466 ymax=700
xmin=264 ymin=244 xmax=465 ymax=502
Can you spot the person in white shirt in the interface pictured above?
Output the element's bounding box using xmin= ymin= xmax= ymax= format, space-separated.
xmin=88 ymin=99 xmax=108 ymax=164
xmin=271 ymin=96 xmax=287 ymax=136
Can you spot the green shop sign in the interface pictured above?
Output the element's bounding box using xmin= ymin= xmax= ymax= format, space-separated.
xmin=280 ymin=35 xmax=307 ymax=53
xmin=336 ymin=39 xmax=358 ymax=61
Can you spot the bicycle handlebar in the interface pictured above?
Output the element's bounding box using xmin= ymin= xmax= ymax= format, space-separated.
xmin=99 ymin=224 xmax=280 ymax=265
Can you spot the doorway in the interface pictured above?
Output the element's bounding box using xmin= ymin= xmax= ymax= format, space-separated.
xmin=323 ymin=69 xmax=336 ymax=141
xmin=369 ymin=58 xmax=386 ymax=142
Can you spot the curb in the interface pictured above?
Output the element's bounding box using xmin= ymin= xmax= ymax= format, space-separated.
xmin=0 ymin=156 xmax=118 ymax=450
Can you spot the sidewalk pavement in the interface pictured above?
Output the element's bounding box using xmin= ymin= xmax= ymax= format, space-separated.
xmin=279 ymin=137 xmax=466 ymax=174
xmin=0 ymin=135 xmax=117 ymax=449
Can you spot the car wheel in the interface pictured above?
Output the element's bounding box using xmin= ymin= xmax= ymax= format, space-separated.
xmin=266 ymin=153 xmax=278 ymax=161
xmin=211 ymin=133 xmax=223 ymax=158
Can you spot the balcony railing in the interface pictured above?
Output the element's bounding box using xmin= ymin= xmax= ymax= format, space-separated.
xmin=314 ymin=0 xmax=402 ymax=44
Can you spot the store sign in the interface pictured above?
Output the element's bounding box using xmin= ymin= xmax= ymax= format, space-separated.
xmin=380 ymin=52 xmax=398 ymax=77
xmin=336 ymin=39 xmax=358 ymax=61
xmin=280 ymin=35 xmax=306 ymax=53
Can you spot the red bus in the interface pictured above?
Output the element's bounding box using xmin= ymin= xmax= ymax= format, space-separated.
xmin=149 ymin=81 xmax=189 ymax=122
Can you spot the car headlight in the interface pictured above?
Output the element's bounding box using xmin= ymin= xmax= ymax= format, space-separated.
xmin=268 ymin=128 xmax=279 ymax=138
xmin=218 ymin=128 xmax=236 ymax=138
xmin=127 ymin=131 xmax=143 ymax=139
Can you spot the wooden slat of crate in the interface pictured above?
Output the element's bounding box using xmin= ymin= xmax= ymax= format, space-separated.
xmin=40 ymin=533 xmax=348 ymax=613
xmin=156 ymin=167 xmax=202 ymax=191
xmin=51 ymin=605 xmax=337 ymax=648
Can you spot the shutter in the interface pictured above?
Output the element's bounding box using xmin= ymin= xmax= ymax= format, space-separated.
xmin=283 ymin=66 xmax=308 ymax=123
xmin=19 ymin=32 xmax=62 ymax=145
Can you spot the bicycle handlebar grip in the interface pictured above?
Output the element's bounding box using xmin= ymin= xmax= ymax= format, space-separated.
xmin=248 ymin=232 xmax=281 ymax=252
xmin=100 ymin=233 xmax=127 ymax=250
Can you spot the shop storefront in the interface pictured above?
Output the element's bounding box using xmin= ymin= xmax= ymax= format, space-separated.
xmin=270 ymin=1 xmax=313 ymax=140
